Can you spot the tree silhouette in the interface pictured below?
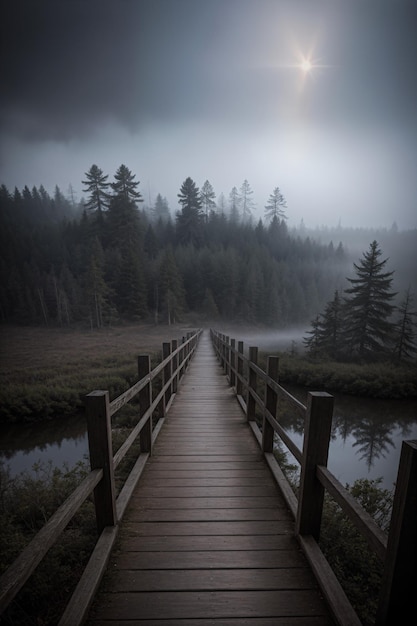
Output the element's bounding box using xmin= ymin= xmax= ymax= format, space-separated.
xmin=344 ymin=241 xmax=396 ymax=359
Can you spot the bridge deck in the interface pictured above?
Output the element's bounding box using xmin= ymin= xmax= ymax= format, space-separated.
xmin=87 ymin=331 xmax=335 ymax=625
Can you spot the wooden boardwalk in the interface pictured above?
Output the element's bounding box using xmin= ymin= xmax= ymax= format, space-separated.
xmin=87 ymin=330 xmax=336 ymax=625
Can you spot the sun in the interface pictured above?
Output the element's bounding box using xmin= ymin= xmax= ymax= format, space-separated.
xmin=300 ymin=58 xmax=313 ymax=73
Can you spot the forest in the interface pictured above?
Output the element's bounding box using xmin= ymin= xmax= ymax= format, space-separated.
xmin=0 ymin=163 xmax=416 ymax=365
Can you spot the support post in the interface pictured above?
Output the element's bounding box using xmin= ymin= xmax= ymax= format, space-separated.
xmin=295 ymin=392 xmax=334 ymax=539
xmin=237 ymin=341 xmax=244 ymax=396
xmin=224 ymin=335 xmax=230 ymax=376
xmin=163 ymin=342 xmax=171 ymax=408
xmin=247 ymin=346 xmax=258 ymax=422
xmin=376 ymin=440 xmax=417 ymax=625
xmin=230 ymin=338 xmax=236 ymax=388
xmin=171 ymin=339 xmax=178 ymax=393
xmin=262 ymin=356 xmax=279 ymax=453
xmin=138 ymin=355 xmax=152 ymax=454
xmin=86 ymin=391 xmax=117 ymax=534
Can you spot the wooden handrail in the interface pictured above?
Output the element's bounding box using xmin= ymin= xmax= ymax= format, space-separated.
xmin=210 ymin=328 xmax=417 ymax=626
xmin=0 ymin=328 xmax=202 ymax=621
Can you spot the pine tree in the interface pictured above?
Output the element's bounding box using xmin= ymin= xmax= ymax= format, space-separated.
xmin=200 ymin=180 xmax=216 ymax=221
xmin=319 ymin=290 xmax=344 ymax=358
xmin=153 ymin=193 xmax=170 ymax=221
xmin=111 ymin=164 xmax=143 ymax=205
xmin=240 ymin=179 xmax=255 ymax=222
xmin=393 ymin=288 xmax=417 ymax=361
xmin=264 ymin=187 xmax=287 ymax=223
xmin=343 ymin=241 xmax=397 ymax=359
xmin=228 ymin=186 xmax=241 ymax=223
xmin=158 ymin=248 xmax=186 ymax=324
xmin=176 ymin=177 xmax=203 ymax=246
xmin=303 ymin=315 xmax=323 ymax=357
xmin=82 ymin=164 xmax=110 ymax=215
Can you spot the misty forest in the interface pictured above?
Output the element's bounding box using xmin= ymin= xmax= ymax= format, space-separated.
xmin=1 ymin=163 xmax=416 ymax=366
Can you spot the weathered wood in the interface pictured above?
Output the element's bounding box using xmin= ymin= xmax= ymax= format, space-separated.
xmin=295 ymin=392 xmax=334 ymax=539
xmin=376 ymin=439 xmax=417 ymax=625
xmin=138 ymin=354 xmax=152 ymax=454
xmin=247 ymin=346 xmax=258 ymax=421
xmin=86 ymin=332 xmax=336 ymax=625
xmin=317 ymin=464 xmax=387 ymax=560
xmin=89 ymin=590 xmax=332 ymax=621
xmin=86 ymin=390 xmax=117 ymax=533
xmin=262 ymin=356 xmax=279 ymax=453
xmin=0 ymin=469 xmax=102 ymax=614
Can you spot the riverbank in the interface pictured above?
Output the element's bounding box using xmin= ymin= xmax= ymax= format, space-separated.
xmin=1 ymin=324 xmax=416 ymax=425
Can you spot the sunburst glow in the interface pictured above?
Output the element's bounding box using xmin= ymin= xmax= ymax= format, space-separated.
xmin=300 ymin=58 xmax=313 ymax=72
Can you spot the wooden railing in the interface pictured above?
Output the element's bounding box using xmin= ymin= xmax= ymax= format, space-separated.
xmin=210 ymin=329 xmax=416 ymax=626
xmin=0 ymin=329 xmax=202 ymax=625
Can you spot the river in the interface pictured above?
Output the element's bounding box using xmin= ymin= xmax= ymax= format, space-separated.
xmin=1 ymin=390 xmax=416 ymax=491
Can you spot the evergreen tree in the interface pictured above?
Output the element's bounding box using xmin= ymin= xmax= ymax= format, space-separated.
xmin=319 ymin=290 xmax=344 ymax=358
xmin=111 ymin=164 xmax=143 ymax=205
xmin=158 ymin=248 xmax=186 ymax=324
xmin=303 ymin=315 xmax=323 ymax=357
xmin=264 ymin=187 xmax=287 ymax=223
xmin=176 ymin=177 xmax=203 ymax=246
xmin=228 ymin=186 xmax=241 ymax=223
xmin=393 ymin=288 xmax=417 ymax=361
xmin=240 ymin=179 xmax=255 ymax=222
xmin=82 ymin=164 xmax=110 ymax=215
xmin=200 ymin=180 xmax=216 ymax=220
xmin=344 ymin=241 xmax=397 ymax=359
xmin=152 ymin=193 xmax=170 ymax=221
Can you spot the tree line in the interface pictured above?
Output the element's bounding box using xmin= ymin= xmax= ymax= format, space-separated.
xmin=0 ymin=163 xmax=349 ymax=330
xmin=2 ymin=163 xmax=414 ymax=363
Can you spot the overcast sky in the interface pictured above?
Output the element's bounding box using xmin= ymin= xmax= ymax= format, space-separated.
xmin=1 ymin=0 xmax=416 ymax=229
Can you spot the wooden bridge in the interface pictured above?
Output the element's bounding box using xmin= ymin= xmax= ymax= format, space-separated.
xmin=86 ymin=329 xmax=335 ymax=624
xmin=1 ymin=328 xmax=416 ymax=625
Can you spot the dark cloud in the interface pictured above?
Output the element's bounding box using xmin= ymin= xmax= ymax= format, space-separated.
xmin=2 ymin=0 xmax=416 ymax=141
xmin=1 ymin=0 xmax=416 ymax=229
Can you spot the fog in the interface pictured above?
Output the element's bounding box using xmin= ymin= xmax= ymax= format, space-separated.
xmin=214 ymin=327 xmax=307 ymax=355
xmin=1 ymin=0 xmax=417 ymax=230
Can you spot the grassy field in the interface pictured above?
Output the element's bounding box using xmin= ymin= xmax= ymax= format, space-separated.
xmin=0 ymin=323 xmax=200 ymax=423
xmin=0 ymin=323 xmax=199 ymax=371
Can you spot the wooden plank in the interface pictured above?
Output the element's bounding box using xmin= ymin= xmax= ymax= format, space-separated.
xmin=122 ymin=520 xmax=293 ymax=537
xmin=119 ymin=534 xmax=296 ymax=551
xmin=113 ymin=549 xmax=307 ymax=570
xmin=89 ymin=590 xmax=331 ymax=620
xmin=127 ymin=508 xmax=288 ymax=522
xmin=129 ymin=497 xmax=281 ymax=509
xmin=136 ymin=485 xmax=281 ymax=498
xmin=90 ymin=618 xmax=334 ymax=626
xmin=109 ymin=567 xmax=319 ymax=591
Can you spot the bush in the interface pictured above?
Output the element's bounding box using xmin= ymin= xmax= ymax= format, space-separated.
xmin=0 ymin=461 xmax=97 ymax=625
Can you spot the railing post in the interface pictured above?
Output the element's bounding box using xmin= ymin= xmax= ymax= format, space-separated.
xmin=237 ymin=341 xmax=244 ymax=396
xmin=295 ymin=391 xmax=334 ymax=540
xmin=138 ymin=355 xmax=152 ymax=454
xmin=171 ymin=339 xmax=178 ymax=393
xmin=376 ymin=440 xmax=417 ymax=625
xmin=224 ymin=335 xmax=230 ymax=376
xmin=247 ymin=346 xmax=258 ymax=422
xmin=262 ymin=356 xmax=279 ymax=453
xmin=230 ymin=338 xmax=236 ymax=388
xmin=86 ymin=390 xmax=117 ymax=534
xmin=163 ymin=342 xmax=172 ymax=408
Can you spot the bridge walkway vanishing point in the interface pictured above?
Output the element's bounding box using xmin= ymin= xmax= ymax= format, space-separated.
xmin=86 ymin=330 xmax=336 ymax=625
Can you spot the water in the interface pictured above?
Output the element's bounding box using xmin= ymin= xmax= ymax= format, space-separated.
xmin=276 ymin=386 xmax=417 ymax=489
xmin=1 ymin=391 xmax=416 ymax=491
xmin=0 ymin=415 xmax=89 ymax=477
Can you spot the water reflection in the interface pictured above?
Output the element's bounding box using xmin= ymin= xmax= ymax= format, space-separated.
xmin=0 ymin=415 xmax=88 ymax=477
xmin=279 ymin=386 xmax=417 ymax=489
